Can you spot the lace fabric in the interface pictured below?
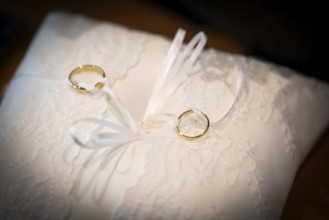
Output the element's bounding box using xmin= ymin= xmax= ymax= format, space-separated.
xmin=1 ymin=12 xmax=329 ymax=220
xmin=15 ymin=12 xmax=146 ymax=80
xmin=0 ymin=80 xmax=109 ymax=219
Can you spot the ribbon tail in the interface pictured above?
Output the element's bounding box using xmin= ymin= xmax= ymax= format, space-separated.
xmin=92 ymin=145 xmax=129 ymax=205
xmin=73 ymin=141 xmax=134 ymax=205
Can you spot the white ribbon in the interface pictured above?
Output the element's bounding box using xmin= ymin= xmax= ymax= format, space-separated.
xmin=212 ymin=65 xmax=245 ymax=125
xmin=70 ymin=29 xmax=207 ymax=205
xmin=70 ymin=78 xmax=143 ymax=205
xmin=70 ymin=79 xmax=140 ymax=147
xmin=70 ymin=29 xmax=245 ymax=205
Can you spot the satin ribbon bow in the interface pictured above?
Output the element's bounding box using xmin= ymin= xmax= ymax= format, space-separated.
xmin=70 ymin=29 xmax=208 ymax=205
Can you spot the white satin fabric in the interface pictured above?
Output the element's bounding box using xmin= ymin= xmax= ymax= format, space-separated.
xmin=1 ymin=12 xmax=329 ymax=220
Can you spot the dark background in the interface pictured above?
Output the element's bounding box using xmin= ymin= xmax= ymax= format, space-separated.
xmin=1 ymin=0 xmax=329 ymax=219
xmin=153 ymin=0 xmax=329 ymax=82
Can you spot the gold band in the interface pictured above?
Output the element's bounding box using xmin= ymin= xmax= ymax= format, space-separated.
xmin=176 ymin=109 xmax=210 ymax=141
xmin=69 ymin=65 xmax=106 ymax=93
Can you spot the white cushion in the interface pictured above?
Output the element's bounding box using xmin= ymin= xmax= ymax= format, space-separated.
xmin=1 ymin=12 xmax=329 ymax=220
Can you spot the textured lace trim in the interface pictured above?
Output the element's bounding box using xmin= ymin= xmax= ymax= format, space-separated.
xmin=16 ymin=13 xmax=146 ymax=80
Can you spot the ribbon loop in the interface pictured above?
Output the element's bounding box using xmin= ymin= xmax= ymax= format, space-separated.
xmin=143 ymin=29 xmax=207 ymax=118
xmin=70 ymin=118 xmax=136 ymax=149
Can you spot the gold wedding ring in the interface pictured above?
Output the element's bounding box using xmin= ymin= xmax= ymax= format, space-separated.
xmin=176 ymin=109 xmax=210 ymax=141
xmin=69 ymin=65 xmax=106 ymax=93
